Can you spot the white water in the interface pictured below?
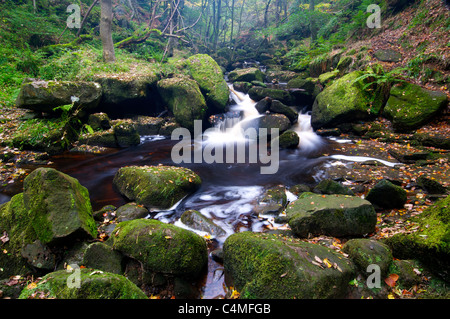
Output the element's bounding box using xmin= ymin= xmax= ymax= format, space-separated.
xmin=203 ymin=85 xmax=324 ymax=153
xmin=201 ymin=85 xmax=262 ymax=145
xmin=292 ymin=113 xmax=324 ymax=152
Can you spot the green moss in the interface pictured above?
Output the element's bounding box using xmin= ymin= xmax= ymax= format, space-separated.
xmin=343 ymin=239 xmax=393 ymax=277
xmin=109 ymin=219 xmax=207 ymax=278
xmin=286 ymin=193 xmax=377 ymax=238
xmin=384 ymin=82 xmax=448 ymax=132
xmin=384 ymin=195 xmax=450 ymax=281
xmin=19 ymin=268 xmax=148 ymax=299
xmin=157 ymin=76 xmax=207 ymax=132
xmin=223 ymin=232 xmax=355 ymax=299
xmin=186 ymin=54 xmax=229 ymax=112
xmin=0 ymin=193 xmax=37 ymax=279
xmin=23 ymin=168 xmax=97 ymax=245
xmin=113 ymin=165 xmax=202 ymax=210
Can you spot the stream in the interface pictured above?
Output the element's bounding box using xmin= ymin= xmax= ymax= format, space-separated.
xmin=0 ymin=81 xmax=400 ymax=299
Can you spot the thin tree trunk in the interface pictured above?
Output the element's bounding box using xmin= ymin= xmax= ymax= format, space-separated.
xmin=100 ymin=0 xmax=116 ymax=63
xmin=77 ymin=0 xmax=99 ymax=37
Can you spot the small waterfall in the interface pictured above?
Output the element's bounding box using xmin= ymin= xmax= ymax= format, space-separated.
xmin=202 ymin=85 xmax=262 ymax=145
xmin=292 ymin=112 xmax=324 ymax=152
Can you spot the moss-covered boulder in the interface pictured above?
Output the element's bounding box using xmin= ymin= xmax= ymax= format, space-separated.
xmin=109 ymin=219 xmax=208 ymax=278
xmin=318 ymin=70 xmax=340 ymax=85
xmin=242 ymin=114 xmax=291 ymax=137
xmin=383 ymin=195 xmax=450 ymax=281
xmin=254 ymin=185 xmax=288 ymax=216
xmin=112 ymin=120 xmax=141 ymax=148
xmin=287 ymin=77 xmax=320 ymax=105
xmin=248 ymin=87 xmax=293 ymax=105
xmin=78 ymin=129 xmax=118 ymax=148
xmin=228 ymin=68 xmax=264 ymax=83
xmin=95 ymin=74 xmax=162 ymax=117
xmin=113 ymin=165 xmax=202 ymax=210
xmin=311 ymin=71 xmax=388 ymax=130
xmin=233 ymin=81 xmax=253 ymax=94
xmin=133 ymin=116 xmax=165 ymax=136
xmin=274 ymin=130 xmax=300 ymax=149
xmin=223 ymin=232 xmax=355 ymax=299
xmin=313 ymin=179 xmax=355 ymax=196
xmin=180 ymin=210 xmax=227 ymax=238
xmin=365 ymin=179 xmax=407 ymax=209
xmin=15 ymin=78 xmax=102 ymax=113
xmin=157 ymin=76 xmax=207 ymax=132
xmin=19 ymin=268 xmax=147 ymax=299
xmin=373 ymin=49 xmax=402 ymax=63
xmin=383 ymin=82 xmax=448 ymax=132
xmin=186 ymin=54 xmax=230 ymax=113
xmin=286 ymin=193 xmax=377 ymax=238
xmin=0 ymin=194 xmax=37 ymax=279
xmin=23 ymin=167 xmax=97 ymax=245
xmin=115 ymin=202 xmax=149 ymax=223
xmin=82 ymin=242 xmax=124 ymax=275
xmin=343 ymin=239 xmax=393 ymax=277
xmin=269 ymin=100 xmax=298 ymax=124
xmin=87 ymin=113 xmax=111 ymax=131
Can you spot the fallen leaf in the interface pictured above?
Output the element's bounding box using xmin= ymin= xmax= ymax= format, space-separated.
xmin=385 ymin=273 xmax=399 ymax=287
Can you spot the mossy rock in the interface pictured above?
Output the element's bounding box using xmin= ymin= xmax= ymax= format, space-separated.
xmin=82 ymin=242 xmax=124 ymax=275
xmin=112 ymin=120 xmax=141 ymax=148
xmin=109 ymin=219 xmax=208 ymax=278
xmin=383 ymin=195 xmax=450 ymax=281
xmin=186 ymin=54 xmax=230 ymax=113
xmin=365 ymin=179 xmax=407 ymax=209
xmin=87 ymin=113 xmax=111 ymax=131
xmin=343 ymin=239 xmax=393 ymax=278
xmin=311 ymin=71 xmax=388 ymax=130
xmin=373 ymin=49 xmax=402 ymax=63
xmin=133 ymin=116 xmax=165 ymax=136
xmin=274 ymin=130 xmax=300 ymax=149
xmin=318 ymin=70 xmax=340 ymax=85
xmin=180 ymin=210 xmax=227 ymax=238
xmin=19 ymin=268 xmax=148 ymax=299
xmin=241 ymin=114 xmax=291 ymax=137
xmin=15 ymin=79 xmax=102 ymax=113
xmin=286 ymin=193 xmax=377 ymax=238
xmin=223 ymin=232 xmax=355 ymax=299
xmin=115 ymin=202 xmax=149 ymax=223
xmin=23 ymin=168 xmax=97 ymax=245
xmin=157 ymin=76 xmax=207 ymax=132
xmin=11 ymin=117 xmax=79 ymax=155
xmin=0 ymin=194 xmax=37 ymax=279
xmin=95 ymin=74 xmax=161 ymax=115
xmin=78 ymin=129 xmax=118 ymax=148
xmin=254 ymin=185 xmax=288 ymax=215
xmin=248 ymin=87 xmax=293 ymax=105
xmin=269 ymin=100 xmax=298 ymax=124
xmin=383 ymin=82 xmax=448 ymax=133
xmin=416 ymin=176 xmax=448 ymax=195
xmin=113 ymin=165 xmax=202 ymax=210
xmin=228 ymin=68 xmax=264 ymax=83
xmin=233 ymin=81 xmax=253 ymax=94
xmin=313 ymin=179 xmax=355 ymax=196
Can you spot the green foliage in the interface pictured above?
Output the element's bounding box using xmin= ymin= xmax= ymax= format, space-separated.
xmin=353 ymin=66 xmax=408 ymax=91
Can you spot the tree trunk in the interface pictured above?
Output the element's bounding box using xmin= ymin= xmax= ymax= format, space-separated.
xmin=309 ymin=0 xmax=317 ymax=44
xmin=77 ymin=0 xmax=100 ymax=37
xmin=264 ymin=0 xmax=272 ymax=28
xmin=100 ymin=0 xmax=116 ymax=63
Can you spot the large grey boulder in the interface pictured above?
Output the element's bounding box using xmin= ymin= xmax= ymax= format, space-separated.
xmin=286 ymin=193 xmax=377 ymax=238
